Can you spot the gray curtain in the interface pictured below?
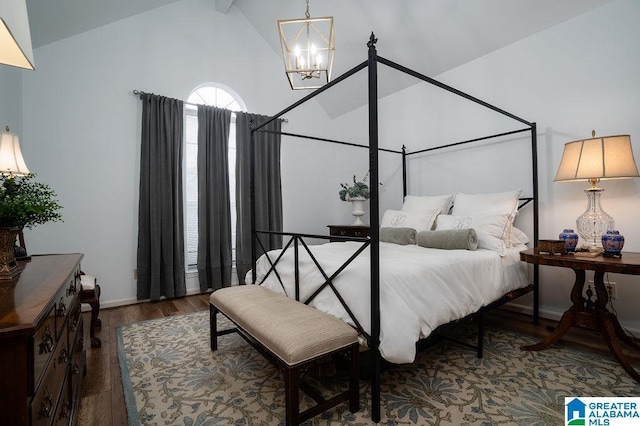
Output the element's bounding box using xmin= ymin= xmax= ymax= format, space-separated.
xmin=197 ymin=105 xmax=233 ymax=291
xmin=235 ymin=113 xmax=283 ymax=284
xmin=137 ymin=93 xmax=186 ymax=300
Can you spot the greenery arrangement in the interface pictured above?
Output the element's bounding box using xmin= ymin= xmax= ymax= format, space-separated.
xmin=0 ymin=173 xmax=63 ymax=229
xmin=339 ymin=173 xmax=370 ymax=201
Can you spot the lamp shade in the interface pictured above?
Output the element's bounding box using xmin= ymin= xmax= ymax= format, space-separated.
xmin=554 ymin=134 xmax=639 ymax=183
xmin=0 ymin=0 xmax=34 ymax=70
xmin=0 ymin=129 xmax=30 ymax=175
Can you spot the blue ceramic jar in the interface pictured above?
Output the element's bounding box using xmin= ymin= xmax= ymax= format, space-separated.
xmin=602 ymin=230 xmax=624 ymax=257
xmin=559 ymin=229 xmax=579 ymax=253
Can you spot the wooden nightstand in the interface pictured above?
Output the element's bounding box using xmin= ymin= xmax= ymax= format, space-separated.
xmin=519 ymin=248 xmax=640 ymax=382
xmin=328 ymin=224 xmax=370 ymax=242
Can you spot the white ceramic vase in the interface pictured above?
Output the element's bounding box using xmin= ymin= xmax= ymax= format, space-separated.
xmin=349 ymin=197 xmax=366 ymax=225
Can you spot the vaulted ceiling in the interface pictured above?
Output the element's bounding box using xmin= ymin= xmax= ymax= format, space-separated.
xmin=25 ymin=0 xmax=612 ymax=117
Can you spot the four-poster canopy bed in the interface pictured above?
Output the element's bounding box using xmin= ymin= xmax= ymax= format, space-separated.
xmin=247 ymin=34 xmax=539 ymax=423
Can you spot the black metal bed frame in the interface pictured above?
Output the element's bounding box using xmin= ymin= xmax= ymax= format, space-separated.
xmin=249 ymin=33 xmax=539 ymax=424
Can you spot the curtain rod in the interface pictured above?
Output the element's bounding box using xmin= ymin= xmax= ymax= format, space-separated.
xmin=132 ymin=89 xmax=288 ymax=122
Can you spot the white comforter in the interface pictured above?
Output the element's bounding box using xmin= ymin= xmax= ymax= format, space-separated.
xmin=252 ymin=241 xmax=529 ymax=364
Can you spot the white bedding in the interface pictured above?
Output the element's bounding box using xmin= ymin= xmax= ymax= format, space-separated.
xmin=252 ymin=241 xmax=529 ymax=364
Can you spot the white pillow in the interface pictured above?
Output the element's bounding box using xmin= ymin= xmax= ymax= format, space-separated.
xmin=381 ymin=209 xmax=440 ymax=233
xmin=436 ymin=214 xmax=510 ymax=255
xmin=510 ymin=226 xmax=530 ymax=246
xmin=451 ymin=190 xmax=522 ymax=247
xmin=402 ymin=194 xmax=453 ymax=215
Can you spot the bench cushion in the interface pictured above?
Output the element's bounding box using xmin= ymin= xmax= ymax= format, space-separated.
xmin=80 ymin=274 xmax=97 ymax=291
xmin=210 ymin=285 xmax=358 ymax=366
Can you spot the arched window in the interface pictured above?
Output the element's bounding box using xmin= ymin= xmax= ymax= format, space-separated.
xmin=185 ymin=83 xmax=246 ymax=268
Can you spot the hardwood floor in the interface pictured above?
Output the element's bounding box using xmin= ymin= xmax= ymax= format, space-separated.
xmin=77 ymin=293 xmax=211 ymax=426
xmin=77 ymin=294 xmax=640 ymax=425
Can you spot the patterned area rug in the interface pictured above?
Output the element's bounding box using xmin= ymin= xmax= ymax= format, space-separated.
xmin=117 ymin=311 xmax=639 ymax=425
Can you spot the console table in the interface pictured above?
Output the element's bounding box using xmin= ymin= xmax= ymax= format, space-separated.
xmin=0 ymin=253 xmax=85 ymax=425
xmin=519 ymin=248 xmax=640 ymax=382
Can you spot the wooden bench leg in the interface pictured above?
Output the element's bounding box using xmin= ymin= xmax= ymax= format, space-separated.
xmin=284 ymin=365 xmax=300 ymax=426
xmin=210 ymin=304 xmax=218 ymax=351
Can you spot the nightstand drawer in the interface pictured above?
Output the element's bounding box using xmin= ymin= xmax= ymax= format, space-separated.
xmin=328 ymin=225 xmax=370 ymax=241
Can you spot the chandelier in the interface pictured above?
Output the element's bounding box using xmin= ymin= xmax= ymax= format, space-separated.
xmin=277 ymin=0 xmax=335 ymax=90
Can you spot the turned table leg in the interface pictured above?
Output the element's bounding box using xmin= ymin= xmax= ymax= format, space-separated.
xmin=522 ymin=269 xmax=585 ymax=351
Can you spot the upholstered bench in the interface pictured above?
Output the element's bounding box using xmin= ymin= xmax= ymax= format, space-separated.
xmin=210 ymin=285 xmax=359 ymax=426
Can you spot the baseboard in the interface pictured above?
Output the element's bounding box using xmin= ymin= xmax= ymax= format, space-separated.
xmin=82 ymin=287 xmax=211 ymax=312
xmin=501 ymin=301 xmax=640 ymax=337
xmin=85 ymin=269 xmax=239 ymax=312
xmin=500 ymin=301 xmax=563 ymax=321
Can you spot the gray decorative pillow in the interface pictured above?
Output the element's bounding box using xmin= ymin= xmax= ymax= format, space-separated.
xmin=416 ymin=229 xmax=478 ymax=250
xmin=379 ymin=227 xmax=417 ymax=245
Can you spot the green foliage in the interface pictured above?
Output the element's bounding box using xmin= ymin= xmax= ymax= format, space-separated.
xmin=339 ymin=173 xmax=370 ymax=201
xmin=0 ymin=174 xmax=63 ymax=229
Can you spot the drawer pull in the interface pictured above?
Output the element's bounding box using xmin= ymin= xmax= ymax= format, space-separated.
xmin=70 ymin=306 xmax=80 ymax=332
xmin=67 ymin=280 xmax=77 ymax=296
xmin=39 ymin=326 xmax=55 ymax=354
xmin=340 ymin=230 xmax=346 ymax=235
xmin=39 ymin=388 xmax=53 ymax=419
xmin=59 ymin=399 xmax=71 ymax=420
xmin=56 ymin=347 xmax=69 ymax=367
xmin=56 ymin=298 xmax=67 ymax=317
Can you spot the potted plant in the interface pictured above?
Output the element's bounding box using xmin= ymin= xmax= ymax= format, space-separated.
xmin=339 ymin=173 xmax=370 ymax=225
xmin=0 ymin=173 xmax=62 ymax=280
xmin=338 ymin=173 xmax=370 ymax=201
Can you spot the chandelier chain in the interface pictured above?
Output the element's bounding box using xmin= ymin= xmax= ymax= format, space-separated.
xmin=305 ymin=0 xmax=310 ymax=19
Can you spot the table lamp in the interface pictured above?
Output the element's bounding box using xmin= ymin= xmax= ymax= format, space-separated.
xmin=554 ymin=131 xmax=639 ymax=247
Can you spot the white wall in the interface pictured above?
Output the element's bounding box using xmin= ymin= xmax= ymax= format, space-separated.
xmin=331 ymin=0 xmax=640 ymax=330
xmin=0 ymin=67 xmax=23 ymax=134
xmin=17 ymin=0 xmax=339 ymax=306
xmin=440 ymin=0 xmax=640 ymax=330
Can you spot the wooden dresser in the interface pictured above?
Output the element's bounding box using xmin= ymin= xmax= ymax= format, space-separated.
xmin=0 ymin=254 xmax=85 ymax=425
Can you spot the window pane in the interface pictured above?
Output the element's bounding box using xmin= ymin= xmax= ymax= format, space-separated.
xmin=185 ymin=113 xmax=198 ymax=267
xmin=197 ymin=86 xmax=218 ymax=105
xmin=216 ymin=90 xmax=234 ymax=109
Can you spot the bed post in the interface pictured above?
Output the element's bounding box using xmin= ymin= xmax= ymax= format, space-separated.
xmin=402 ymin=145 xmax=407 ymax=198
xmin=531 ymin=122 xmax=540 ymax=324
xmin=250 ymin=123 xmax=257 ymax=284
xmin=367 ymin=32 xmax=382 ymax=424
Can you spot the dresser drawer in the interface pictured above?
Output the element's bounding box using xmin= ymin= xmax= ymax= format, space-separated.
xmin=54 ymin=275 xmax=79 ymax=341
xmin=69 ymin=315 xmax=85 ymax=408
xmin=33 ymin=305 xmax=57 ymax=392
xmin=31 ymin=330 xmax=69 ymax=426
xmin=53 ymin=373 xmax=72 ymax=426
